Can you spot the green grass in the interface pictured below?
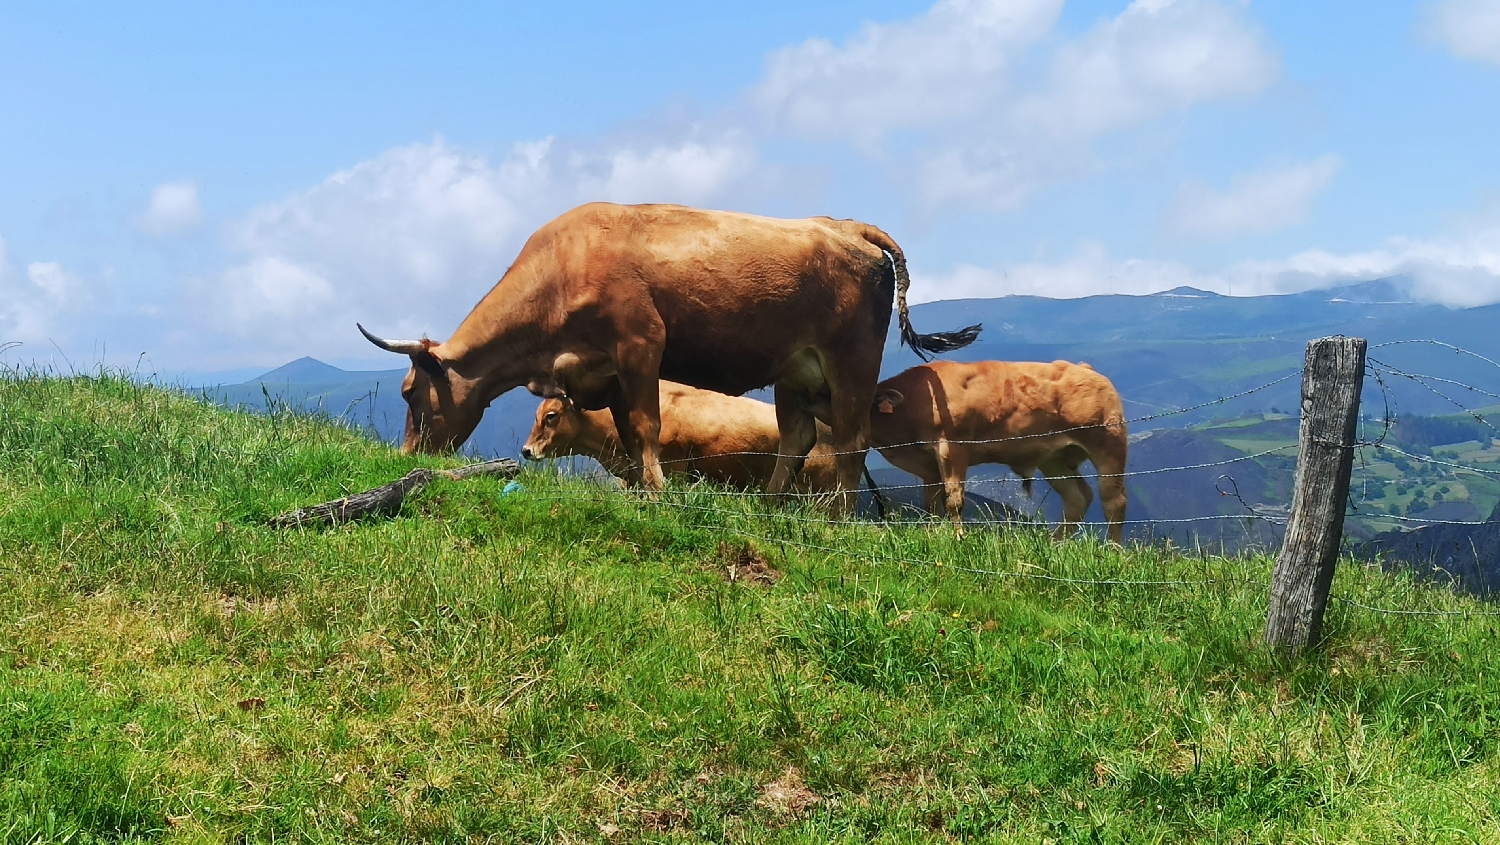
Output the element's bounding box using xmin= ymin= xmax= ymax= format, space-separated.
xmin=4 ymin=373 xmax=1500 ymax=843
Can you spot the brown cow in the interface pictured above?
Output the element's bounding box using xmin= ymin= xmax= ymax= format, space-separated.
xmin=521 ymin=381 xmax=838 ymax=492
xmin=868 ymin=360 xmax=1127 ymax=542
xmin=358 ymin=202 xmax=977 ymax=514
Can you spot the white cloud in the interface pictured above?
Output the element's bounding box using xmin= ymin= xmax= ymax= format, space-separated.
xmin=1422 ymin=0 xmax=1500 ymax=66
xmin=575 ymin=139 xmax=758 ymax=204
xmin=135 ymin=181 xmax=203 ymax=238
xmin=26 ymin=262 xmax=89 ymax=306
xmin=1163 ymin=155 xmax=1340 ymax=238
xmin=1019 ymin=0 xmax=1278 ymax=140
xmin=750 ymin=0 xmax=1062 ymax=144
xmin=913 ymin=0 xmax=1279 ymax=211
xmin=200 ymin=133 xmax=763 ymax=360
xmin=0 ymin=246 xmax=93 ymax=344
xmin=914 ymin=215 xmax=1500 ymax=308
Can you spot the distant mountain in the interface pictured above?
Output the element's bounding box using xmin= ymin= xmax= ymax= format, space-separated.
xmin=1365 ymin=501 xmax=1500 ymax=596
xmin=894 ymin=275 xmax=1500 ymax=425
xmin=253 ymin=356 xmax=356 ymax=383
xmin=198 ymin=278 xmax=1500 ymax=571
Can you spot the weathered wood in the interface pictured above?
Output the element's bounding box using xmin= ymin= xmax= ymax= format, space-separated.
xmin=269 ymin=458 xmax=521 ymax=528
xmin=1265 ymin=336 xmax=1367 ymax=655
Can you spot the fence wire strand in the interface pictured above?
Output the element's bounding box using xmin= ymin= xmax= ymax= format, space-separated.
xmin=499 ymin=338 xmax=1500 ymax=621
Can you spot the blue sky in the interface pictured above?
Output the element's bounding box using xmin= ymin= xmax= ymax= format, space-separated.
xmin=4 ymin=0 xmax=1500 ymax=373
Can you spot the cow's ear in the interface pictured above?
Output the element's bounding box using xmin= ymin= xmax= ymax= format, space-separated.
xmin=874 ymin=389 xmax=904 ymax=414
xmin=413 ymin=349 xmax=445 ymax=378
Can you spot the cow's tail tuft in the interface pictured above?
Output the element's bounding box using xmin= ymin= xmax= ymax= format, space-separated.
xmin=858 ymin=224 xmax=981 ymax=361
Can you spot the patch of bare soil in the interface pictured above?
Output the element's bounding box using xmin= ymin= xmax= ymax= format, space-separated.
xmin=755 ymin=767 xmax=821 ymax=816
xmin=714 ymin=541 xmax=780 ymax=587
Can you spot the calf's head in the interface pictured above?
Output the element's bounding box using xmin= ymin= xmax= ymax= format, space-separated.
xmin=873 ymin=389 xmax=905 ymax=415
xmin=865 ymin=387 xmax=907 ymax=447
xmin=521 ymin=396 xmax=587 ymax=461
xmin=358 ymin=324 xmax=483 ymax=454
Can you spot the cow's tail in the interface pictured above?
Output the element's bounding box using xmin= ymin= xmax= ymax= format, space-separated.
xmin=858 ymin=225 xmax=981 ymax=361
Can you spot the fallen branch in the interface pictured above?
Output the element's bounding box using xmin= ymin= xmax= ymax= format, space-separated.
xmin=268 ymin=458 xmax=521 ymax=528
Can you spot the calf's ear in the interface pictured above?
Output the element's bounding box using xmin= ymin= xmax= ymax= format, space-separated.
xmin=527 ymin=379 xmax=569 ymax=399
xmin=874 ymin=389 xmax=905 ymax=414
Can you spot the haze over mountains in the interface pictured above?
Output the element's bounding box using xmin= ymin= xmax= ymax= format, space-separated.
xmin=202 ymin=275 xmax=1500 ymax=451
xmin=197 ymin=277 xmax=1500 ymax=567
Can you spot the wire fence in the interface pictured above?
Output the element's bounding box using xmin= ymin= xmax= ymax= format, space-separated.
xmin=497 ymin=338 xmax=1500 ymax=622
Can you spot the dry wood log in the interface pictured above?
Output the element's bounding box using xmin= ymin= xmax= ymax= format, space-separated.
xmin=268 ymin=458 xmax=521 ymax=528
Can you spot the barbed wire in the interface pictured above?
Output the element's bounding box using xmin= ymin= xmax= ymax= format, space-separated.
xmin=726 ymin=526 xmax=1240 ymax=589
xmin=1351 ymin=511 xmax=1497 ymax=527
xmin=523 ymin=488 xmax=1287 ymax=531
xmin=524 ymin=479 xmax=1500 ymax=621
xmin=513 ymin=482 xmax=1494 ymax=619
xmin=1371 ymin=339 xmax=1500 ymax=374
xmin=623 ymin=369 xmax=1303 ymax=470
xmin=1363 ymin=442 xmax=1500 ymax=478
xmin=1367 ymin=356 xmax=1500 ymax=439
xmin=1332 ymin=596 xmax=1500 ymax=618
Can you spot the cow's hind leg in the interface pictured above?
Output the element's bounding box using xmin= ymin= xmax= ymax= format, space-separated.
xmin=767 ymin=383 xmax=819 ymax=500
xmin=825 ymin=369 xmax=879 ymax=518
xmin=1088 ymin=434 xmax=1128 ymax=545
xmin=1040 ymin=453 xmax=1092 ymax=540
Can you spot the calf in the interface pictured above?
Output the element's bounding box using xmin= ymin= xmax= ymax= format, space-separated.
xmin=869 ymin=360 xmax=1127 ymax=541
xmin=522 ymin=381 xmax=838 ymax=492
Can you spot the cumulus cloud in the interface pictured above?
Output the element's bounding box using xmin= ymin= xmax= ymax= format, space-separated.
xmin=750 ymin=0 xmax=1062 ymax=144
xmin=201 ymin=133 xmax=762 ymax=360
xmin=913 ymin=0 xmax=1279 ymax=211
xmin=914 ymin=216 xmax=1500 ymax=307
xmin=1163 ymin=155 xmax=1340 ymax=238
xmin=1422 ymin=0 xmax=1500 ymax=66
xmin=135 ymin=181 xmax=203 ymax=238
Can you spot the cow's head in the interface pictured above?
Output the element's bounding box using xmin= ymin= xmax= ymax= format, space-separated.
xmin=520 ymin=395 xmax=585 ymax=461
xmin=359 ymin=324 xmax=483 ymax=454
xmin=873 ymin=388 xmax=905 ymax=414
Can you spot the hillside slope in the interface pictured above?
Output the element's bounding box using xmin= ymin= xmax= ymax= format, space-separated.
xmin=3 ymin=375 xmax=1499 ymax=842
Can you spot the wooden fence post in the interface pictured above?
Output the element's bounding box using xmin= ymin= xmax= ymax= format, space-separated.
xmin=1265 ymin=336 xmax=1367 ymax=656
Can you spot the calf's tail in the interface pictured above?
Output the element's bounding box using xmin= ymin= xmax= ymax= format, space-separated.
xmin=858 ymin=225 xmax=982 ymax=361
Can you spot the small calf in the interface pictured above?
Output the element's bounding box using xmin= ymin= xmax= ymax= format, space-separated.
xmin=522 ymin=381 xmax=837 ymax=492
xmin=869 ymin=360 xmax=1127 ymax=541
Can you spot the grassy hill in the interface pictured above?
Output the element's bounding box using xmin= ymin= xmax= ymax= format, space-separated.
xmin=4 ymin=374 xmax=1500 ymax=843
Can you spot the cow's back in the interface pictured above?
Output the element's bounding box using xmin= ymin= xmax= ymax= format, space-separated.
xmin=873 ymin=360 xmax=1123 ymax=464
xmin=471 ymin=204 xmax=895 ymax=397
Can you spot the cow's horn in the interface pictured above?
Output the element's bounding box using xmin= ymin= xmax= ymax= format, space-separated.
xmin=358 ymin=323 xmax=428 ymax=355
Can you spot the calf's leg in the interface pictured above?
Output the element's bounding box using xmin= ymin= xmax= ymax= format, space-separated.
xmin=1040 ymin=456 xmax=1092 ymax=540
xmin=1089 ymin=437 xmax=1128 ymax=545
xmin=934 ymin=439 xmax=968 ymax=531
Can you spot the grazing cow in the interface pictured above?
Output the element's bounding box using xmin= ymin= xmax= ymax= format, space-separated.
xmin=358 ymin=202 xmax=978 ymax=514
xmin=867 ymin=360 xmax=1128 ymax=542
xmin=521 ymin=381 xmax=838 ymax=492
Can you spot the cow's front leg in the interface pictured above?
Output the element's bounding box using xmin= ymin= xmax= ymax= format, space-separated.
xmin=611 ymin=343 xmax=666 ymax=491
xmin=768 ymin=383 xmax=818 ymax=498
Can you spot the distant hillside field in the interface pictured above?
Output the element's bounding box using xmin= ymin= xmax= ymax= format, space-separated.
xmin=4 ymin=373 xmax=1500 ymax=842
